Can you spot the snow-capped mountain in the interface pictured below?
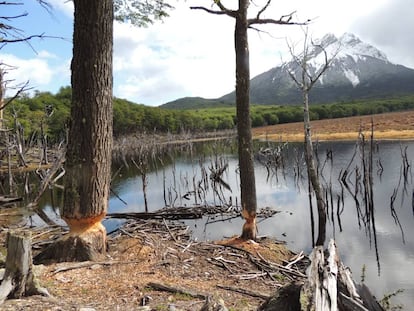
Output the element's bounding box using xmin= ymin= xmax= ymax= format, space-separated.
xmin=220 ymin=33 xmax=414 ymax=105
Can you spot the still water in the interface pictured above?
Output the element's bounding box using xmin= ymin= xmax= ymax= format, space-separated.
xmin=42 ymin=139 xmax=414 ymax=307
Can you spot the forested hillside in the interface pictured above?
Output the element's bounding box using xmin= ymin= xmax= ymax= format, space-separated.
xmin=5 ymin=86 xmax=414 ymax=143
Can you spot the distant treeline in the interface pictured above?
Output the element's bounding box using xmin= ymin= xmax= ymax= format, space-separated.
xmin=5 ymin=86 xmax=414 ymax=143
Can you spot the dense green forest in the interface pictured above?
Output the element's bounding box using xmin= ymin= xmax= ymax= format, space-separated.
xmin=5 ymin=86 xmax=414 ymax=143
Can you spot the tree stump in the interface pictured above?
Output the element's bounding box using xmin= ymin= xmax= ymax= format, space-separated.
xmin=259 ymin=239 xmax=385 ymax=311
xmin=0 ymin=230 xmax=50 ymax=305
xmin=33 ymin=219 xmax=107 ymax=264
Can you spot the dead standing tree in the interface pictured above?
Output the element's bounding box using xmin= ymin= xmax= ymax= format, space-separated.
xmin=286 ymin=29 xmax=338 ymax=246
xmin=191 ymin=0 xmax=307 ymax=240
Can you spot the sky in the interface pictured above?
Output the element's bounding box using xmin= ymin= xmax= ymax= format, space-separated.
xmin=1 ymin=0 xmax=413 ymax=106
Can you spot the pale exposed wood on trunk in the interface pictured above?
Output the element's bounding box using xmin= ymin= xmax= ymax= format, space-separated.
xmin=0 ymin=231 xmax=49 ymax=305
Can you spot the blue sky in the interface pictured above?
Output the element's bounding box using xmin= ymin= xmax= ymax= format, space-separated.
xmin=1 ymin=0 xmax=413 ymax=106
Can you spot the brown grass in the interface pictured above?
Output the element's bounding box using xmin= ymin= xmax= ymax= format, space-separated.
xmin=252 ymin=110 xmax=414 ymax=142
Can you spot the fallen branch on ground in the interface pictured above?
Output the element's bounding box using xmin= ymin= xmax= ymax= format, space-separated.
xmin=51 ymin=260 xmax=142 ymax=275
xmin=216 ymin=284 xmax=270 ymax=299
xmin=147 ymin=282 xmax=207 ymax=300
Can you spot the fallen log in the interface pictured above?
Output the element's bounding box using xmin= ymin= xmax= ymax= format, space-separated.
xmin=106 ymin=205 xmax=279 ymax=221
xmin=106 ymin=210 xmax=203 ymax=220
xmin=0 ymin=230 xmax=50 ymax=305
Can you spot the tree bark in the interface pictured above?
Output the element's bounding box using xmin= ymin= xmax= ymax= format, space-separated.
xmin=303 ymin=91 xmax=326 ymax=246
xmin=35 ymin=0 xmax=113 ymax=263
xmin=0 ymin=231 xmax=49 ymax=305
xmin=236 ymin=0 xmax=257 ymax=241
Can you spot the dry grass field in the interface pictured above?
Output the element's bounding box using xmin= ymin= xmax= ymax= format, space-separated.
xmin=252 ymin=110 xmax=414 ymax=142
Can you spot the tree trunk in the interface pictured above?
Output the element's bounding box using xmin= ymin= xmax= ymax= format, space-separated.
xmin=259 ymin=239 xmax=385 ymax=311
xmin=303 ymin=91 xmax=326 ymax=246
xmin=0 ymin=231 xmax=49 ymax=305
xmin=35 ymin=0 xmax=113 ymax=263
xmin=235 ymin=0 xmax=257 ymax=241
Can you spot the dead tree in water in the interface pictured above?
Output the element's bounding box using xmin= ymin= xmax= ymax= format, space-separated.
xmin=287 ymin=29 xmax=338 ymax=246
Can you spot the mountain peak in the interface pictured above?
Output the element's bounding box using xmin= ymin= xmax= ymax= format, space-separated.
xmin=311 ymin=33 xmax=388 ymax=63
xmin=217 ymin=32 xmax=414 ymax=105
xmin=338 ymin=33 xmax=388 ymax=62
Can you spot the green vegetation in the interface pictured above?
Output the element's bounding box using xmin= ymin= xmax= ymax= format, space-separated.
xmin=5 ymin=87 xmax=414 ymax=143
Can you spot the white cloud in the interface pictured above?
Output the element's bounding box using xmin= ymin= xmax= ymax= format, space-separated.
xmin=0 ymin=53 xmax=69 ymax=96
xmin=8 ymin=0 xmax=412 ymax=105
xmin=1 ymin=54 xmax=53 ymax=85
xmin=37 ymin=50 xmax=58 ymax=59
xmin=48 ymin=0 xmax=73 ymax=18
xmin=112 ymin=5 xmax=236 ymax=105
xmin=350 ymin=0 xmax=414 ymax=69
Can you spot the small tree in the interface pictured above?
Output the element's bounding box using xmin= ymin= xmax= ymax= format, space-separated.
xmin=286 ymin=29 xmax=338 ymax=246
xmin=191 ymin=0 xmax=307 ymax=240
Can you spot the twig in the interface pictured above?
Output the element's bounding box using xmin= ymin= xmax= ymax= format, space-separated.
xmin=51 ymin=260 xmax=142 ymax=275
xmin=254 ymin=252 xmax=306 ymax=279
xmin=147 ymin=282 xmax=207 ymax=300
xmin=231 ymin=272 xmax=268 ymax=280
xmin=163 ymin=218 xmax=178 ymax=242
xmin=285 ymin=251 xmax=305 ymax=269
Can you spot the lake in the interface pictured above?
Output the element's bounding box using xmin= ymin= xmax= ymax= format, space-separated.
xmin=35 ymin=139 xmax=414 ymax=307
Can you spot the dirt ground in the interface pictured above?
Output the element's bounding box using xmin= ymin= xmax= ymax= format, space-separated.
xmin=252 ymin=110 xmax=414 ymax=141
xmin=0 ymin=219 xmax=306 ymax=311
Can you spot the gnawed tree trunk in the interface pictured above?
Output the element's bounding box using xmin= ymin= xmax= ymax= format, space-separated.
xmin=236 ymin=0 xmax=257 ymax=241
xmin=259 ymin=239 xmax=385 ymax=311
xmin=34 ymin=0 xmax=113 ymax=263
xmin=0 ymin=231 xmax=49 ymax=305
xmin=190 ymin=2 xmax=306 ymax=242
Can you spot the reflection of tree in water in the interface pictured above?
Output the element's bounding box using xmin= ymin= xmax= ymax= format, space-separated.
xmin=333 ymin=125 xmax=381 ymax=274
xmin=257 ymin=124 xmax=413 ymax=276
xmin=337 ymin=127 xmax=412 ymax=276
xmin=389 ymin=144 xmax=412 ymax=244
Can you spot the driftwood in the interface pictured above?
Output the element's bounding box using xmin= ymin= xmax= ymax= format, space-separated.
xmin=0 ymin=230 xmax=50 ymax=305
xmin=259 ymin=239 xmax=385 ymax=311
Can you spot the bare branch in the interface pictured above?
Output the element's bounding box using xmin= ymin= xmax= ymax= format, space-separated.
xmin=1 ymin=81 xmax=32 ymax=111
xmin=190 ymin=1 xmax=237 ymax=18
xmin=0 ymin=12 xmax=28 ymax=20
xmin=0 ymin=1 xmax=23 ymax=5
xmin=190 ymin=6 xmax=228 ymax=16
xmin=248 ymin=17 xmax=310 ymax=26
xmin=256 ymin=0 xmax=272 ymax=20
xmin=0 ymin=33 xmax=46 ymax=43
xmin=287 ymin=67 xmax=301 ymax=88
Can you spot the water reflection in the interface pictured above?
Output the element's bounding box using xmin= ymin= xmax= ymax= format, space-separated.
xmin=116 ymin=140 xmax=414 ymax=306
xmin=18 ymin=139 xmax=414 ymax=307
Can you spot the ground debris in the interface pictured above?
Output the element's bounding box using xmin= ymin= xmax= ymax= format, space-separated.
xmin=0 ymin=218 xmax=307 ymax=310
